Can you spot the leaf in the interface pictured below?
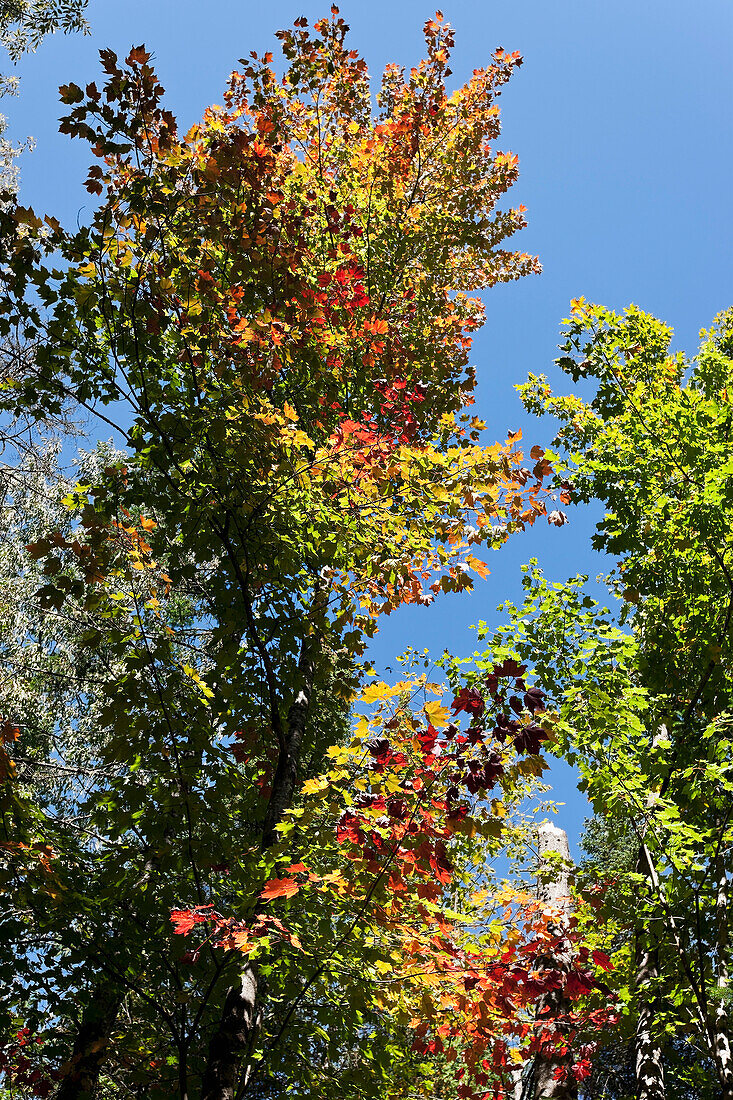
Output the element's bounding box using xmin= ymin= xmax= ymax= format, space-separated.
xmin=591 ymin=950 xmax=613 ymax=972
xmin=424 ymin=700 xmax=449 ymax=725
xmin=260 ymin=877 xmax=300 ymax=901
xmin=59 ymin=82 xmax=84 ymax=104
xmin=127 ymin=45 xmax=151 ymax=64
xmin=170 ymin=907 xmax=213 ymax=935
xmin=451 ymin=687 xmax=485 ymax=717
xmin=465 ymin=554 xmax=490 ymax=579
xmin=361 ymin=681 xmax=391 ymax=704
xmin=302 ymin=776 xmax=329 ymax=795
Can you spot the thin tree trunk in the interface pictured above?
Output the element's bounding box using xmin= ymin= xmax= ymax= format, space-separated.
xmin=200 ymin=592 xmax=325 ymax=1100
xmin=260 ymin=640 xmax=319 ymax=850
xmin=634 ymin=931 xmax=665 ymax=1100
xmin=53 ymin=834 xmax=174 ymax=1100
xmin=634 ymin=728 xmax=666 ymax=1100
xmin=712 ymin=843 xmax=733 ymax=1098
xmin=533 ymin=821 xmax=577 ymax=1100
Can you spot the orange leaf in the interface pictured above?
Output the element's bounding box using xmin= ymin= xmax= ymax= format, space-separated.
xmin=466 ymin=554 xmax=490 ymax=579
xmin=260 ymin=877 xmax=300 ymax=900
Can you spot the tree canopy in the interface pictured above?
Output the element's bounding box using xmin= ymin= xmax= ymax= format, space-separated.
xmin=0 ymin=12 xmax=613 ymax=1100
xmin=0 ymin=8 xmax=729 ymax=1100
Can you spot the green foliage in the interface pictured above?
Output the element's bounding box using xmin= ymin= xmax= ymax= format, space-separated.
xmin=512 ymin=302 xmax=733 ymax=1095
xmin=0 ymin=0 xmax=88 ymax=62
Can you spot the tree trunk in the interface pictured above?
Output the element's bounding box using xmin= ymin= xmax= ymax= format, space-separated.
xmin=53 ymin=833 xmax=174 ymax=1100
xmin=634 ymin=935 xmax=665 ymax=1100
xmin=712 ymin=845 xmax=733 ymax=1098
xmin=200 ymin=599 xmax=324 ymax=1100
xmin=533 ymin=821 xmax=577 ymax=1100
xmin=199 ymin=967 xmax=259 ymax=1100
xmin=634 ymin=728 xmax=666 ymax=1100
xmin=55 ymin=982 xmax=122 ymax=1100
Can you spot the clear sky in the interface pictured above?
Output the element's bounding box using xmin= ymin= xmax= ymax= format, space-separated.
xmin=5 ymin=0 xmax=733 ymax=850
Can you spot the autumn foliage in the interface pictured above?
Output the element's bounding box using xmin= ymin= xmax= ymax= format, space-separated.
xmin=0 ymin=10 xmax=607 ymax=1100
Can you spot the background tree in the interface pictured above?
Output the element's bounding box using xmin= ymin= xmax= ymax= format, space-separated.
xmin=491 ymin=302 xmax=733 ymax=1098
xmin=0 ymin=0 xmax=90 ymax=190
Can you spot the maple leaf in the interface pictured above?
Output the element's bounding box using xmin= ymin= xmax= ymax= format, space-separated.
xmin=170 ymin=907 xmax=213 ymax=935
xmin=260 ymin=877 xmax=300 ymax=901
xmin=127 ymin=46 xmax=151 ymax=65
xmin=424 ymin=700 xmax=449 ymax=726
xmin=523 ymin=686 xmax=545 ymax=714
xmin=591 ymin=949 xmax=613 ymax=971
xmin=451 ymin=687 xmax=485 ymax=718
xmin=513 ymin=724 xmax=547 ymax=755
xmin=493 ymin=659 xmax=526 ymax=679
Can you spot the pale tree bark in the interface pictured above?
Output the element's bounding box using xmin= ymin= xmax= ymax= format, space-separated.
xmin=633 ymin=911 xmax=665 ymax=1100
xmin=712 ymin=841 xmax=733 ymax=1099
xmin=532 ymin=821 xmax=577 ymax=1100
xmin=510 ymin=1064 xmax=527 ymax=1099
xmin=634 ymin=728 xmax=666 ymax=1100
xmin=198 ymin=966 xmax=260 ymax=1100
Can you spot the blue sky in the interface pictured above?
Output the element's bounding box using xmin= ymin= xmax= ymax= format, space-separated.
xmin=5 ymin=0 xmax=733 ymax=850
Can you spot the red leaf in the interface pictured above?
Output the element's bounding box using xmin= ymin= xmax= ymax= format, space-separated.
xmin=127 ymin=45 xmax=151 ymax=65
xmin=451 ymin=687 xmax=485 ymax=718
xmin=170 ymin=907 xmax=212 ymax=935
xmin=591 ymin=949 xmax=613 ymax=971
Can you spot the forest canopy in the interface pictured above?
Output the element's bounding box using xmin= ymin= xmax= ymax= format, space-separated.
xmin=0 ymin=8 xmax=730 ymax=1100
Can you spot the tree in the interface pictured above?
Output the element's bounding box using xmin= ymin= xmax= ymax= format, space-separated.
xmin=0 ymin=0 xmax=90 ymax=191
xmin=0 ymin=0 xmax=88 ymax=61
xmin=0 ymin=11 xmax=604 ymax=1099
xmin=497 ymin=301 xmax=733 ymax=1098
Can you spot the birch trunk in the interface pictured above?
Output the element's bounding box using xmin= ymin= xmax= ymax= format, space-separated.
xmin=633 ymin=930 xmax=665 ymax=1100
xmin=712 ymin=844 xmax=733 ymax=1098
xmin=533 ymin=821 xmax=577 ymax=1100
xmin=634 ymin=728 xmax=666 ymax=1100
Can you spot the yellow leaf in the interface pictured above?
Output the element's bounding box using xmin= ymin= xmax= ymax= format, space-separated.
xmin=302 ymin=775 xmax=329 ymax=796
xmin=424 ymin=700 xmax=449 ymax=725
xmin=361 ymin=681 xmax=390 ymax=704
xmin=292 ymin=430 xmax=313 ymax=448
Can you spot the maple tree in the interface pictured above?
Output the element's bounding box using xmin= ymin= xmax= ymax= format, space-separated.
xmin=0 ymin=10 xmax=608 ymax=1100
